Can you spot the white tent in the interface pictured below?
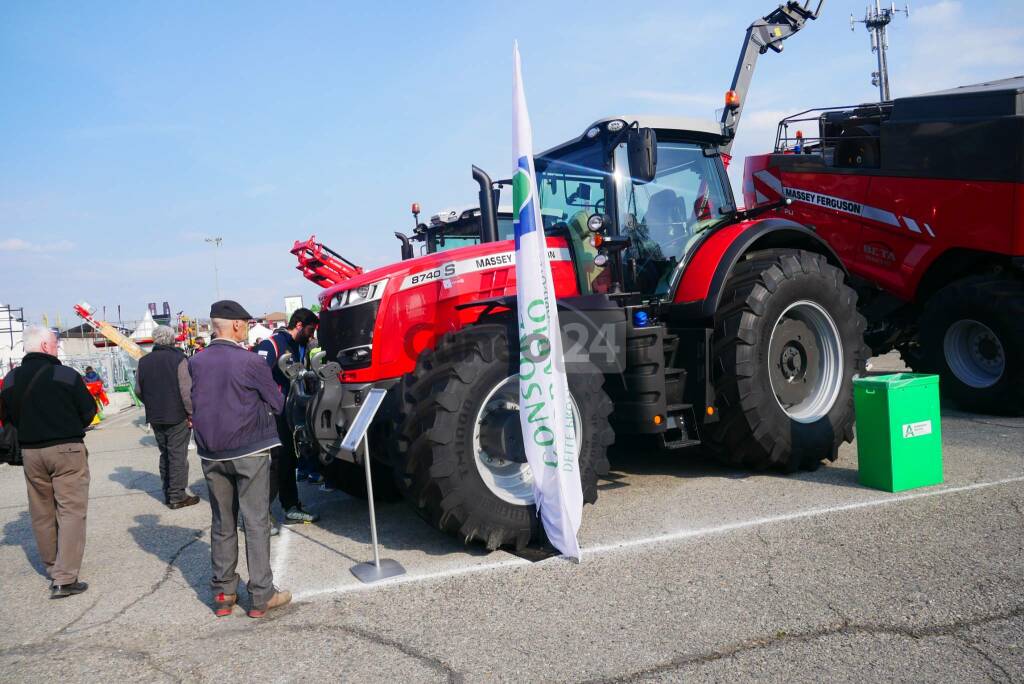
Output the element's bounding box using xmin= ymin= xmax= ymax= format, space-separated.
xmin=248 ymin=323 xmax=274 ymax=346
xmin=131 ymin=310 xmax=158 ymax=343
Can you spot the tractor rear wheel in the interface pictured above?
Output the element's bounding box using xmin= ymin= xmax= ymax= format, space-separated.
xmin=394 ymin=324 xmax=614 ymax=550
xmin=705 ymin=249 xmax=868 ymax=471
xmin=916 ymin=275 xmax=1024 ymax=415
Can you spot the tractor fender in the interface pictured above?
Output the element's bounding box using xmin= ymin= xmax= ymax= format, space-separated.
xmin=672 ymin=218 xmax=846 ymax=320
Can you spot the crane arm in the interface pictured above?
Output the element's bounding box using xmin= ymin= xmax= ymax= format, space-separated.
xmin=290 ymin=235 xmax=364 ymax=288
xmin=721 ymin=0 xmax=824 ymax=155
xmin=73 ymin=303 xmax=146 ymax=360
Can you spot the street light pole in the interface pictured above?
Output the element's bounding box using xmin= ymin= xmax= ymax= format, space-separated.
xmin=205 ymin=237 xmax=223 ymax=300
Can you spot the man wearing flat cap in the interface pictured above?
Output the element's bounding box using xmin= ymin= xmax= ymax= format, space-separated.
xmin=188 ymin=300 xmax=291 ymax=617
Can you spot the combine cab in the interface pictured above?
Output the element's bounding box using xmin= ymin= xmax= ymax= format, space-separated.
xmin=286 ymin=2 xmax=868 ymax=550
xmin=744 ymin=76 xmax=1024 ymax=414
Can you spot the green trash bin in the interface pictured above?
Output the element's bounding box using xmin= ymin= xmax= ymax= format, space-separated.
xmin=853 ymin=373 xmax=943 ymax=492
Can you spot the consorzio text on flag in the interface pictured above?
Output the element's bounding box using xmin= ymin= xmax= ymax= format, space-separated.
xmin=511 ymin=42 xmax=584 ymax=560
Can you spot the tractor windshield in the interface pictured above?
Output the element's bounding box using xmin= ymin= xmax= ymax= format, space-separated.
xmin=536 ymin=143 xmax=613 ymax=292
xmin=616 ymin=141 xmax=733 ymax=295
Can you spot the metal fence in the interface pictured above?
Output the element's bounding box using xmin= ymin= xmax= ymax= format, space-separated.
xmin=61 ymin=350 xmax=138 ymax=388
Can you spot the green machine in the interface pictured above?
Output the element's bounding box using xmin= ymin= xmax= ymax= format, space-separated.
xmin=853 ymin=374 xmax=943 ymax=492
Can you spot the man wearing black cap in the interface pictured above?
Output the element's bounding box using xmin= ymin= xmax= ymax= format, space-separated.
xmin=188 ymin=300 xmax=290 ymax=618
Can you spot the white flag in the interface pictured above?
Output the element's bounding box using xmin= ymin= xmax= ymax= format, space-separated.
xmin=512 ymin=42 xmax=583 ymax=559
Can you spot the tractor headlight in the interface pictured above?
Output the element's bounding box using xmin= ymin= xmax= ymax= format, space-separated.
xmin=331 ymin=278 xmax=389 ymax=309
xmin=587 ymin=214 xmax=606 ymax=233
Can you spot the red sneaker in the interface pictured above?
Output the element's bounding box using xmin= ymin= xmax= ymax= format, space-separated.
xmin=213 ymin=592 xmax=237 ymax=617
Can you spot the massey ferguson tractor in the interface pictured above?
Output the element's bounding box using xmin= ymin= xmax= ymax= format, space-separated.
xmin=744 ymin=76 xmax=1024 ymax=414
xmin=284 ymin=1 xmax=868 ymax=550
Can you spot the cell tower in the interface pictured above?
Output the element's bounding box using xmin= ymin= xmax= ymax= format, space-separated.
xmin=851 ymin=1 xmax=909 ymax=102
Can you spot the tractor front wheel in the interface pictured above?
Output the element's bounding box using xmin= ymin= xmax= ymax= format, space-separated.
xmin=705 ymin=249 xmax=868 ymax=471
xmin=394 ymin=324 xmax=614 ymax=550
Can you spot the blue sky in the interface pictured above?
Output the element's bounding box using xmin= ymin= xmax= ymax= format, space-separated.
xmin=2 ymin=1 xmax=1022 ymax=326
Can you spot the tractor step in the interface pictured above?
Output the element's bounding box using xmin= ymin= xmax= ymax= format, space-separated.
xmin=660 ymin=403 xmax=701 ymax=450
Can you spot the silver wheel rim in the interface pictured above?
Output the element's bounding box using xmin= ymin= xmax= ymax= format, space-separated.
xmin=943 ymin=319 xmax=1004 ymax=389
xmin=472 ymin=374 xmax=582 ymax=506
xmin=768 ymin=300 xmax=844 ymax=424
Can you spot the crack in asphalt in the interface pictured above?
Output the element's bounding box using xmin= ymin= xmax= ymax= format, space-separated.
xmin=187 ymin=619 xmax=463 ymax=682
xmin=48 ymin=593 xmax=104 ymax=639
xmin=587 ymin=604 xmax=1024 ymax=682
xmin=952 ymin=635 xmax=1013 ymax=683
xmin=61 ymin=530 xmax=206 ymax=636
xmin=0 ymin=642 xmax=181 ymax=682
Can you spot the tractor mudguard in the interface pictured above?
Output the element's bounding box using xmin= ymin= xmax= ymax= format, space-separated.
xmin=672 ymin=217 xmax=846 ymax=319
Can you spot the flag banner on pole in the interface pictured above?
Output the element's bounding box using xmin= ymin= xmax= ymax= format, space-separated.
xmin=512 ymin=41 xmax=583 ymax=560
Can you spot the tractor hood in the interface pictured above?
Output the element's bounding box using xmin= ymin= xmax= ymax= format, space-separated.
xmin=318 ymin=238 xmax=522 ymax=310
xmin=316 ymin=234 xmax=579 ymax=382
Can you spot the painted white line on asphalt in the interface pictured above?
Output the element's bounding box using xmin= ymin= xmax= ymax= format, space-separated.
xmin=291 ymin=556 xmax=530 ymax=600
xmin=288 ymin=475 xmax=1024 ymax=601
xmin=583 ymin=475 xmax=1024 ymax=555
xmin=272 ymin=524 xmax=294 ymax=583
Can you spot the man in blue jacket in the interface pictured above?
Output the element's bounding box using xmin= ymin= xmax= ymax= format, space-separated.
xmin=255 ymin=308 xmax=320 ymax=527
xmin=190 ymin=300 xmax=290 ymax=618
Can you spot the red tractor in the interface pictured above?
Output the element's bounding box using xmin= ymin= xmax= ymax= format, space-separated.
xmin=285 ymin=2 xmax=868 ymax=550
xmin=744 ymin=76 xmax=1024 ymax=414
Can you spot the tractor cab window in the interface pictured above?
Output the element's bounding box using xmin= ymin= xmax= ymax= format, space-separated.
xmin=536 ymin=144 xmax=613 ymax=293
xmin=617 ymin=141 xmax=732 ymax=296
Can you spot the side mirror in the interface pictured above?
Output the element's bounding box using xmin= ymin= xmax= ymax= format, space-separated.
xmin=627 ymin=128 xmax=657 ymax=184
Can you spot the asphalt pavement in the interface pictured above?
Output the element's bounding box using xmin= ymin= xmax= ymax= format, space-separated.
xmin=1 ymin=355 xmax=1022 ymax=682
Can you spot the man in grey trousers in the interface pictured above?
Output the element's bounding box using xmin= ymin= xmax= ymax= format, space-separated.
xmin=135 ymin=325 xmax=199 ymax=509
xmin=188 ymin=300 xmax=291 ymax=618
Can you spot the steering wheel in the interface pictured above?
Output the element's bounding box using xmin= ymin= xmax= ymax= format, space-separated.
xmin=593 ymin=198 xmax=605 ymax=215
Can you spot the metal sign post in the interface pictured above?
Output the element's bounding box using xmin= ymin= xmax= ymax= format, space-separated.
xmin=340 ymin=388 xmax=406 ymax=584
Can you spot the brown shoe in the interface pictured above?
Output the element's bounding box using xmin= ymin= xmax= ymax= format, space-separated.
xmin=248 ymin=589 xmax=292 ymax=618
xmin=168 ymin=494 xmax=200 ymax=510
xmin=213 ymin=591 xmax=237 ymax=617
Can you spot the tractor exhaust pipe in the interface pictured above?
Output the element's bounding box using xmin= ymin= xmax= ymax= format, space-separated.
xmin=473 ymin=165 xmax=499 ymax=243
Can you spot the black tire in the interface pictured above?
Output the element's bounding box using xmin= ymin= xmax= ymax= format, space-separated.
xmin=393 ymin=324 xmax=614 ymax=550
xmin=916 ymin=276 xmax=1024 ymax=415
xmin=322 ymin=457 xmax=402 ymax=502
xmin=705 ymin=249 xmax=869 ymax=471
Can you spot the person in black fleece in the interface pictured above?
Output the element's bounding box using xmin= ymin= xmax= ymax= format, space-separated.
xmin=0 ymin=327 xmax=97 ymax=598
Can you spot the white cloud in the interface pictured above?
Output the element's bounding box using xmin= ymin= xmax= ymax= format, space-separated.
xmin=896 ymin=1 xmax=1024 ymax=94
xmin=0 ymin=238 xmax=74 ymax=252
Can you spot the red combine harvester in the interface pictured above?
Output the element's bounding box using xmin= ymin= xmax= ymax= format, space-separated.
xmin=744 ymin=76 xmax=1024 ymax=414
xmin=285 ymin=2 xmax=868 ymax=550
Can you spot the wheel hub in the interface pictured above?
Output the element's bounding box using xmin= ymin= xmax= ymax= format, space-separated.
xmin=478 ymin=406 xmax=527 ymax=466
xmin=472 ymin=375 xmax=582 ymax=506
xmin=779 ymin=341 xmax=806 ymax=380
xmin=768 ymin=301 xmax=843 ymax=424
xmin=944 ymin=319 xmax=1005 ymax=389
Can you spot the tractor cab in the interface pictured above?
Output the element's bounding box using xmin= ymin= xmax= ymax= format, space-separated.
xmin=407 ymin=205 xmax=515 ymax=256
xmin=510 ymin=116 xmax=737 ymax=300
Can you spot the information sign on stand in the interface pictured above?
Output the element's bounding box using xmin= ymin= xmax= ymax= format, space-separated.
xmin=340 ymin=388 xmax=406 ymax=584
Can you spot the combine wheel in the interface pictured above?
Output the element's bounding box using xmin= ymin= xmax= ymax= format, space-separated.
xmin=705 ymin=249 xmax=868 ymax=471
xmin=394 ymin=324 xmax=614 ymax=550
xmin=917 ymin=276 xmax=1024 ymax=415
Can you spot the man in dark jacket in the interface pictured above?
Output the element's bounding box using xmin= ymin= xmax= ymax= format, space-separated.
xmin=189 ymin=300 xmax=290 ymax=618
xmin=0 ymin=327 xmax=97 ymax=598
xmin=135 ymin=325 xmax=199 ymax=509
xmin=255 ymin=308 xmax=320 ymax=525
